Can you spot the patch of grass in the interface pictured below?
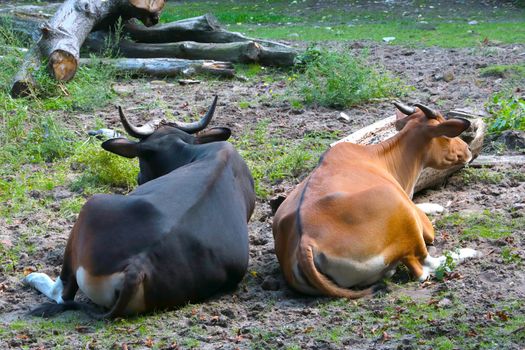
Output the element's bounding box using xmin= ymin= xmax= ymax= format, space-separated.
xmin=480 ymin=63 xmax=525 ymax=79
xmin=501 ymin=247 xmax=522 ymax=265
xmin=71 ymin=141 xmax=139 ymax=192
xmin=434 ymin=251 xmax=458 ymax=281
xmin=486 ymin=92 xmax=525 ymax=134
xmin=161 ymin=2 xmax=298 ymax=25
xmin=291 ymin=48 xmax=405 ymax=108
xmin=235 ymin=63 xmax=264 ymax=78
xmin=161 ymin=1 xmax=525 ymax=47
xmin=238 ymin=100 xmax=251 ymax=109
xmin=436 ymin=210 xmax=524 ymax=240
xmin=458 ymin=167 xmax=503 ymax=185
xmin=232 ymin=120 xmax=337 ymax=198
xmin=231 ymin=21 xmax=525 ymax=47
xmin=0 ymin=164 xmax=68 ymax=217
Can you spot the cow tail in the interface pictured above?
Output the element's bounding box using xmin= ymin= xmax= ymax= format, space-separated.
xmin=101 ymin=266 xmax=145 ymax=319
xmin=297 ymin=240 xmax=381 ymax=299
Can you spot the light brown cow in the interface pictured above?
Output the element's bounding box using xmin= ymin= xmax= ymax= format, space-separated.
xmin=272 ymin=102 xmax=479 ymax=298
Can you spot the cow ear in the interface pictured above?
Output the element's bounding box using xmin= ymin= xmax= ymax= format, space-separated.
xmin=427 ymin=118 xmax=471 ymax=138
xmin=395 ymin=110 xmax=410 ymax=131
xmin=101 ymin=138 xmax=139 ymax=158
xmin=195 ymin=127 xmax=232 ymax=144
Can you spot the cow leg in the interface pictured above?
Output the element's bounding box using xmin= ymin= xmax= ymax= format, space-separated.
xmin=24 ymin=273 xmax=65 ymax=304
xmin=414 ymin=205 xmax=435 ymax=245
xmin=405 ymin=248 xmax=480 ymax=282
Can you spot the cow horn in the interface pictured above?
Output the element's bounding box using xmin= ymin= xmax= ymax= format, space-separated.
xmin=393 ymin=101 xmax=416 ymax=115
xmin=174 ymin=96 xmax=218 ymax=134
xmin=118 ymin=106 xmax=161 ymax=139
xmin=414 ymin=103 xmax=438 ymax=119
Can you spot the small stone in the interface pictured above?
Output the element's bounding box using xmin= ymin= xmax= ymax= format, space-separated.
xmin=28 ymin=190 xmax=43 ymax=199
xmin=443 ymin=70 xmax=455 ymax=82
xmin=221 ymin=308 xmax=235 ymax=319
xmin=112 ymin=84 xmax=134 ymax=95
xmin=468 ymin=20 xmax=478 ymax=25
xmin=437 ymin=297 xmax=452 ymax=308
xmin=52 ymin=188 xmax=72 ymax=201
xmin=261 ymin=276 xmax=280 ymax=291
xmin=338 ymin=112 xmax=351 ymax=122
xmin=382 ymin=36 xmax=396 ymax=43
xmin=178 ymin=79 xmax=201 ymax=86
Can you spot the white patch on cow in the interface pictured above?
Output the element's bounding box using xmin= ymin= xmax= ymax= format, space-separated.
xmin=76 ymin=267 xmax=124 ymax=309
xmin=420 ymin=255 xmax=446 ymax=281
xmin=24 ymin=273 xmax=64 ymax=304
xmin=416 ymin=203 xmax=444 ymax=215
xmin=316 ymin=254 xmax=388 ymax=288
xmin=420 ymin=248 xmax=480 ymax=281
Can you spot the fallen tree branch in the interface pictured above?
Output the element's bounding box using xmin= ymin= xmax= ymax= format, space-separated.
xmin=470 ymin=155 xmax=525 ymax=167
xmin=84 ymin=32 xmax=296 ymax=65
xmin=79 ymin=57 xmax=235 ymax=77
xmin=124 ymin=14 xmax=292 ymax=49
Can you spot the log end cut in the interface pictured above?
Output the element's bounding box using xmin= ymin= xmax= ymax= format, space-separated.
xmin=11 ymin=79 xmax=34 ymax=98
xmin=48 ymin=50 xmax=78 ymax=82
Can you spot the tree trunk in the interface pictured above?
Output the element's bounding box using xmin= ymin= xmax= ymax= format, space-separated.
xmin=124 ymin=14 xmax=297 ymax=63
xmin=79 ymin=57 xmax=235 ymax=77
xmin=332 ymin=116 xmax=486 ymax=196
xmin=10 ymin=0 xmax=165 ymax=97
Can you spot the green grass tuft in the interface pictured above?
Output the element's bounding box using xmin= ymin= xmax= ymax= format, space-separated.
xmin=232 ymin=120 xmax=337 ymax=198
xmin=436 ymin=210 xmax=524 ymax=240
xmin=71 ymin=141 xmax=139 ymax=192
xmin=486 ymin=92 xmax=525 ymax=134
xmin=480 ymin=64 xmax=525 ymax=79
xmin=291 ymin=48 xmax=405 ymax=108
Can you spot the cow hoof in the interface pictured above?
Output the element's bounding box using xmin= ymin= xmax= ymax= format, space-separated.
xmin=416 ymin=203 xmax=444 ymax=215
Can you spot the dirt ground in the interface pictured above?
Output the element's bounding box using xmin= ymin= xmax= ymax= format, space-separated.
xmin=1 ymin=5 xmax=525 ymax=349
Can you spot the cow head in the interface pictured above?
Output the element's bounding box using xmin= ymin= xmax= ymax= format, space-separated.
xmin=102 ymin=96 xmax=231 ymax=184
xmin=393 ymin=102 xmax=472 ymax=169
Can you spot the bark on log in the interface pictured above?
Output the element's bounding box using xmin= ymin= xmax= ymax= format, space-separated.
xmin=125 ymin=14 xmax=288 ymax=47
xmin=10 ymin=0 xmax=165 ymax=97
xmin=10 ymin=46 xmax=42 ymax=97
xmin=85 ymin=32 xmax=296 ymax=65
xmin=79 ymin=57 xmax=235 ymax=78
xmin=332 ymin=116 xmax=486 ymax=196
xmin=470 ymin=155 xmax=525 ymax=167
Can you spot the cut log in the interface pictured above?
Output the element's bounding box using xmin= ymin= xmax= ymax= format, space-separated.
xmin=470 ymin=155 xmax=525 ymax=167
xmin=10 ymin=46 xmax=42 ymax=97
xmin=332 ymin=116 xmax=486 ymax=196
xmin=125 ymin=14 xmax=290 ymax=48
xmin=84 ymin=32 xmax=295 ymax=65
xmin=10 ymin=0 xmax=166 ymax=97
xmin=79 ymin=57 xmax=235 ymax=78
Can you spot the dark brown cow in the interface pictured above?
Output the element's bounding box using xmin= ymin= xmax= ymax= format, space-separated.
xmin=25 ymin=96 xmax=255 ymax=317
